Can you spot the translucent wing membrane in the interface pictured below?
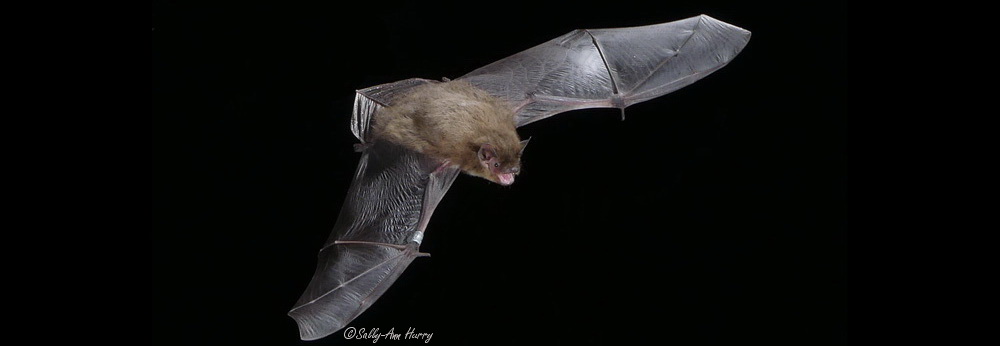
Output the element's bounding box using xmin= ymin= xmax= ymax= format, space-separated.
xmin=459 ymin=15 xmax=750 ymax=127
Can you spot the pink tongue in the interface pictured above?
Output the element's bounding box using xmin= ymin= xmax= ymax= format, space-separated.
xmin=498 ymin=173 xmax=515 ymax=185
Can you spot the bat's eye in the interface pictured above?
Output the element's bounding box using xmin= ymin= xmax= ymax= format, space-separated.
xmin=493 ymin=162 xmax=500 ymax=168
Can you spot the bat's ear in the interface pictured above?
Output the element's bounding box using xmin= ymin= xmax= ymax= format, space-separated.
xmin=519 ymin=137 xmax=531 ymax=156
xmin=477 ymin=144 xmax=497 ymax=162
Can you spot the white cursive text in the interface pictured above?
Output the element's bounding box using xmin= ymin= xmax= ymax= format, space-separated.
xmin=343 ymin=327 xmax=433 ymax=343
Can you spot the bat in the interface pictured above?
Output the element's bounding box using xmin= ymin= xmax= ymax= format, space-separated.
xmin=288 ymin=14 xmax=750 ymax=340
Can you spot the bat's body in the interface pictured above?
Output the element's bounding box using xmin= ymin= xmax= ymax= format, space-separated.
xmin=373 ymin=81 xmax=524 ymax=185
xmin=289 ymin=15 xmax=750 ymax=340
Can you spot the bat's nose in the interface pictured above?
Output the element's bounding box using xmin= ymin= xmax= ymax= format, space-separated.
xmin=507 ymin=166 xmax=520 ymax=174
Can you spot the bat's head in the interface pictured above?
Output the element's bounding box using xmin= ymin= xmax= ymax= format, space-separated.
xmin=477 ymin=143 xmax=522 ymax=186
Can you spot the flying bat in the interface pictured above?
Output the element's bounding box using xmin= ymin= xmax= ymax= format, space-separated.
xmin=288 ymin=14 xmax=750 ymax=340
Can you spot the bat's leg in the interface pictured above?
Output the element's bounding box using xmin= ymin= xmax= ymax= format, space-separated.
xmin=334 ymin=240 xmax=431 ymax=257
xmin=432 ymin=160 xmax=453 ymax=174
xmin=334 ymin=240 xmax=407 ymax=250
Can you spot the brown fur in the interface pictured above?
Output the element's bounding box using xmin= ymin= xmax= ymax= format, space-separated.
xmin=372 ymin=80 xmax=522 ymax=183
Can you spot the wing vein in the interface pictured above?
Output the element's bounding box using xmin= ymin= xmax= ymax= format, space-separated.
xmin=584 ymin=29 xmax=619 ymax=95
xmin=288 ymin=247 xmax=407 ymax=313
xmin=625 ymin=16 xmax=703 ymax=94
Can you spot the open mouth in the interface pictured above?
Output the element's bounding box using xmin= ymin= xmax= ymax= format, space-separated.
xmin=497 ymin=173 xmax=515 ymax=185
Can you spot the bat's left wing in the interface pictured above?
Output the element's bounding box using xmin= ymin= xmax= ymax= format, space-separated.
xmin=288 ymin=79 xmax=460 ymax=340
xmin=457 ymin=14 xmax=750 ymax=127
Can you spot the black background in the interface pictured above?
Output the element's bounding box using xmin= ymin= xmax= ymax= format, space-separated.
xmin=153 ymin=1 xmax=847 ymax=344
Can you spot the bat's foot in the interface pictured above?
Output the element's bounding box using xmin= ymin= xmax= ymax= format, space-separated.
xmin=353 ymin=143 xmax=370 ymax=153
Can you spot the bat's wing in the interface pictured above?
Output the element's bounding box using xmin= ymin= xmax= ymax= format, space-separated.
xmin=350 ymin=78 xmax=434 ymax=143
xmin=289 ymin=15 xmax=750 ymax=339
xmin=457 ymin=14 xmax=751 ymax=127
xmin=288 ymin=79 xmax=460 ymax=340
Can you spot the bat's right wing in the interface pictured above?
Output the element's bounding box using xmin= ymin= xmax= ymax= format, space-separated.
xmin=457 ymin=14 xmax=750 ymax=127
